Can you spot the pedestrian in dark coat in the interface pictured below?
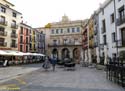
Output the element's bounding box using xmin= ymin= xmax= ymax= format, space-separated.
xmin=51 ymin=57 xmax=57 ymax=71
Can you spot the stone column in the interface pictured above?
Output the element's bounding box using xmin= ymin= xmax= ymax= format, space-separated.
xmin=58 ymin=49 xmax=62 ymax=60
xmin=96 ymin=47 xmax=100 ymax=64
xmin=70 ymin=49 xmax=73 ymax=59
xmin=104 ymin=45 xmax=108 ymax=65
xmin=88 ymin=49 xmax=92 ymax=64
xmin=85 ymin=50 xmax=88 ymax=62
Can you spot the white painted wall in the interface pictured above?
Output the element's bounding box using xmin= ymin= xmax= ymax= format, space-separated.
xmin=98 ymin=0 xmax=116 ymax=59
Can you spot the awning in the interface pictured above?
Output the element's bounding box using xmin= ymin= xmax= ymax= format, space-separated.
xmin=0 ymin=50 xmax=45 ymax=56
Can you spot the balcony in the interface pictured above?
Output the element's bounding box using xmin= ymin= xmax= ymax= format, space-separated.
xmin=0 ymin=42 xmax=7 ymax=47
xmin=11 ymin=43 xmax=17 ymax=48
xmin=0 ymin=20 xmax=8 ymax=26
xmin=0 ymin=31 xmax=7 ymax=36
xmin=117 ymin=17 xmax=125 ymax=26
xmin=11 ymin=33 xmax=17 ymax=38
xmin=48 ymin=43 xmax=82 ymax=47
xmin=20 ymin=41 xmax=24 ymax=44
xmin=11 ymin=24 xmax=18 ymax=29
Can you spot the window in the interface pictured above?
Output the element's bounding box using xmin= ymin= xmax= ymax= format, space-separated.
xmin=110 ymin=13 xmax=114 ymax=23
xmin=1 ymin=7 xmax=6 ymax=13
xmin=34 ymin=44 xmax=35 ymax=49
xmin=11 ymin=39 xmax=16 ymax=47
xmin=0 ymin=16 xmax=5 ymax=23
xmin=103 ymin=35 xmax=107 ymax=45
xmin=30 ymin=43 xmax=32 ymax=49
xmin=20 ymin=36 xmax=23 ymax=43
xmin=26 ymin=46 xmax=28 ymax=52
xmin=77 ymin=27 xmax=80 ymax=32
xmin=64 ymin=39 xmax=68 ymax=45
xmin=12 ymin=20 xmax=16 ymax=26
xmin=119 ymin=6 xmax=124 ymax=21
xmin=112 ymin=32 xmax=116 ymax=42
xmin=0 ymin=27 xmax=6 ymax=36
xmin=26 ymin=28 xmax=28 ymax=35
xmin=61 ymin=29 xmax=63 ymax=33
xmin=26 ymin=37 xmax=28 ymax=44
xmin=20 ymin=27 xmax=23 ymax=34
xmin=20 ymin=45 xmax=23 ymax=51
xmin=74 ymin=39 xmax=79 ymax=44
xmin=72 ymin=28 xmax=75 ymax=32
xmin=51 ymin=30 xmax=54 ymax=34
xmin=121 ymin=28 xmax=125 ymax=46
xmin=53 ymin=40 xmax=58 ymax=45
xmin=56 ymin=29 xmax=59 ymax=34
xmin=12 ymin=30 xmax=16 ymax=34
xmin=30 ymin=35 xmax=32 ymax=41
xmin=102 ymin=19 xmax=106 ymax=33
xmin=12 ymin=12 xmax=16 ymax=18
xmin=0 ymin=38 xmax=4 ymax=46
xmin=0 ymin=27 xmax=4 ymax=32
xmin=67 ymin=28 xmax=70 ymax=33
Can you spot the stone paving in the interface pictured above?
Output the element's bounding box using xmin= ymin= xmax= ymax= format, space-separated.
xmin=27 ymin=65 xmax=124 ymax=91
xmin=0 ymin=63 xmax=42 ymax=83
xmin=0 ymin=64 xmax=124 ymax=91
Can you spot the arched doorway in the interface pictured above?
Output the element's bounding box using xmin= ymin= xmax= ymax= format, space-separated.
xmin=52 ymin=48 xmax=58 ymax=59
xmin=73 ymin=48 xmax=80 ymax=59
xmin=62 ymin=48 xmax=70 ymax=59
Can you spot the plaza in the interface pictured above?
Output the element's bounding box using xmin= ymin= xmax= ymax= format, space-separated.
xmin=0 ymin=63 xmax=124 ymax=91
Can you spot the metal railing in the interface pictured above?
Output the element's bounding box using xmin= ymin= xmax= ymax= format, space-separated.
xmin=0 ymin=31 xmax=7 ymax=36
xmin=116 ymin=17 xmax=125 ymax=26
xmin=11 ymin=33 xmax=17 ymax=38
xmin=0 ymin=20 xmax=8 ymax=26
xmin=11 ymin=24 xmax=18 ymax=29
xmin=0 ymin=42 xmax=7 ymax=47
xmin=106 ymin=57 xmax=125 ymax=87
xmin=11 ymin=43 xmax=17 ymax=48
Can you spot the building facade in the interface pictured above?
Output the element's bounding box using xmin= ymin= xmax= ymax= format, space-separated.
xmin=82 ymin=22 xmax=89 ymax=64
xmin=115 ymin=0 xmax=125 ymax=54
xmin=18 ymin=23 xmax=31 ymax=52
xmin=34 ymin=29 xmax=45 ymax=54
xmin=88 ymin=15 xmax=95 ymax=64
xmin=93 ymin=0 xmax=125 ymax=64
xmin=46 ymin=15 xmax=87 ymax=63
xmin=0 ymin=0 xmax=22 ymax=51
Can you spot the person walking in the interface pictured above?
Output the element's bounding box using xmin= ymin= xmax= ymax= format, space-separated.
xmin=51 ymin=57 xmax=57 ymax=71
xmin=42 ymin=56 xmax=50 ymax=71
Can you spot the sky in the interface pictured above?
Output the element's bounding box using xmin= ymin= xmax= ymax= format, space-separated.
xmin=9 ymin=0 xmax=106 ymax=28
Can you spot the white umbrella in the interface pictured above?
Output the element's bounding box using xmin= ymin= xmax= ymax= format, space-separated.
xmin=32 ymin=53 xmax=45 ymax=56
xmin=23 ymin=53 xmax=33 ymax=56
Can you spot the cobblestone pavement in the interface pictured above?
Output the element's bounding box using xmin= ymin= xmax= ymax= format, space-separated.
xmin=0 ymin=64 xmax=124 ymax=91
